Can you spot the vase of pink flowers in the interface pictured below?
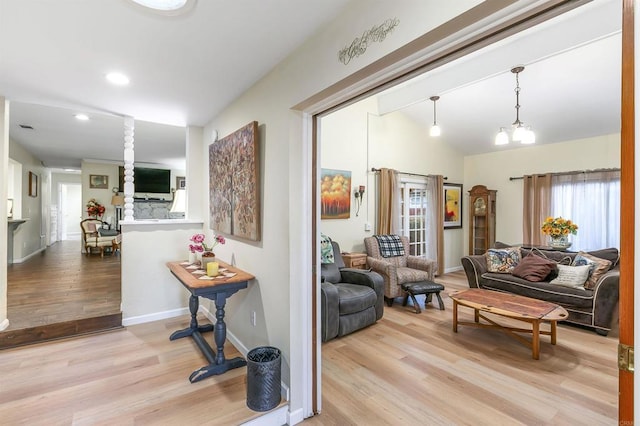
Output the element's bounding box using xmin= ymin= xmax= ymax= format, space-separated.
xmin=189 ymin=233 xmax=226 ymax=266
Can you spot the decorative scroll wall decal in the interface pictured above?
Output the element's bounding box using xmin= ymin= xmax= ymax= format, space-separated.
xmin=338 ymin=18 xmax=400 ymax=65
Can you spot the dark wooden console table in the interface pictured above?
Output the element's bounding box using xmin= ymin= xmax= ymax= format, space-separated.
xmin=167 ymin=260 xmax=255 ymax=383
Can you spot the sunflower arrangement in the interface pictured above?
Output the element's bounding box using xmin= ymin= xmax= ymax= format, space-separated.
xmin=541 ymin=216 xmax=578 ymax=236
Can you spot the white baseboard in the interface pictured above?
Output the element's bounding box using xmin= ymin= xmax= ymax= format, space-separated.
xmin=12 ymin=247 xmax=46 ymax=264
xmin=286 ymin=408 xmax=305 ymax=425
xmin=241 ymin=406 xmax=289 ymax=426
xmin=444 ymin=265 xmax=463 ymax=274
xmin=122 ymin=307 xmax=189 ymax=326
xmin=0 ymin=318 xmax=9 ymax=331
xmin=200 ymin=305 xmax=290 ymax=402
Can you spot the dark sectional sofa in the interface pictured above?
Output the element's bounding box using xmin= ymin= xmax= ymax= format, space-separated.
xmin=461 ymin=246 xmax=620 ymax=335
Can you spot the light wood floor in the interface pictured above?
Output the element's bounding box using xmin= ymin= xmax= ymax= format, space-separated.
xmin=0 ymin=270 xmax=618 ymax=425
xmin=305 ymin=271 xmax=618 ymax=425
xmin=0 ymin=316 xmax=264 ymax=425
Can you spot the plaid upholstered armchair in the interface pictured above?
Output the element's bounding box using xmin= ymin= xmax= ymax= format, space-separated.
xmin=364 ymin=235 xmax=436 ymax=306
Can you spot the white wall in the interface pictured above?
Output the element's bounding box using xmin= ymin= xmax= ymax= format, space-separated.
xmin=81 ymin=161 xmax=120 ymax=222
xmin=9 ymin=137 xmax=45 ymax=261
xmin=320 ymin=100 xmax=466 ymax=270
xmin=120 ymin=222 xmax=202 ymax=323
xmin=463 ymin=133 xmax=621 ymax=251
xmin=319 ymin=97 xmax=377 ymax=252
xmin=203 ymin=1 xmax=484 ymax=417
xmin=1 ymin=98 xmax=8 ymax=330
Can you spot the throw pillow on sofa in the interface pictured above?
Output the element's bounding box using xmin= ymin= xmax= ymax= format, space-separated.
xmin=550 ymin=264 xmax=591 ymax=288
xmin=572 ymin=252 xmax=612 ymax=290
xmin=486 ymin=247 xmax=521 ymax=273
xmin=511 ymin=253 xmax=557 ymax=282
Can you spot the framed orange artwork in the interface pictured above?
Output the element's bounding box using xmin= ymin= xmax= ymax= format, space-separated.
xmin=444 ymin=183 xmax=462 ymax=229
xmin=320 ymin=169 xmax=351 ymax=219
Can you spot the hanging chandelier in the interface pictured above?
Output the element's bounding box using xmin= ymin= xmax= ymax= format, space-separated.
xmin=429 ymin=95 xmax=441 ymax=137
xmin=495 ymin=66 xmax=535 ymax=145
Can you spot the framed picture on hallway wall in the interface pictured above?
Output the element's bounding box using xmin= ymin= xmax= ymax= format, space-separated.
xmin=444 ymin=183 xmax=462 ymax=229
xmin=89 ymin=174 xmax=109 ymax=189
xmin=209 ymin=121 xmax=261 ymax=241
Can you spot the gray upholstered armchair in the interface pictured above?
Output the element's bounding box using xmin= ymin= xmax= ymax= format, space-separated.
xmin=320 ymin=241 xmax=384 ymax=342
xmin=364 ymin=235 xmax=436 ymax=306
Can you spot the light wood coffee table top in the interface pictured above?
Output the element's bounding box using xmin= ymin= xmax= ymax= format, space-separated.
xmin=449 ymin=288 xmax=569 ymax=359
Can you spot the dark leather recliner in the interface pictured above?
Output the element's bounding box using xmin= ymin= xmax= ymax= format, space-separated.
xmin=320 ymin=241 xmax=384 ymax=342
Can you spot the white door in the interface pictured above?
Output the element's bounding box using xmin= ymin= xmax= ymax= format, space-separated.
xmin=60 ymin=183 xmax=82 ymax=241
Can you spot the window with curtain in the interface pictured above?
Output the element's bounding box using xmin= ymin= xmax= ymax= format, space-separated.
xmin=550 ymin=170 xmax=620 ymax=251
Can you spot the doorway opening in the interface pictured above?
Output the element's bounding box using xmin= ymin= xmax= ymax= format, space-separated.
xmin=312 ymin=0 xmax=624 ymax=421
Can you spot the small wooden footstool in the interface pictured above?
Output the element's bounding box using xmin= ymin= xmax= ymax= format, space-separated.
xmin=401 ymin=281 xmax=445 ymax=314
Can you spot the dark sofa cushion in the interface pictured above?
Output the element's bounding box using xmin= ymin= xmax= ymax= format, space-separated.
xmin=586 ymin=248 xmax=620 ymax=267
xmin=511 ymin=253 xmax=557 ymax=282
xmin=479 ymin=272 xmax=593 ymax=308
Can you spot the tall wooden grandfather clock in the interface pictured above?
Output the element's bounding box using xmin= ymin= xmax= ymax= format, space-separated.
xmin=468 ymin=185 xmax=497 ymax=255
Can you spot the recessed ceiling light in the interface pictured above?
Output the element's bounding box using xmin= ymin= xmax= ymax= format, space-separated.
xmin=75 ymin=114 xmax=89 ymax=121
xmin=106 ymin=72 xmax=130 ymax=86
xmin=130 ymin=0 xmax=189 ymax=11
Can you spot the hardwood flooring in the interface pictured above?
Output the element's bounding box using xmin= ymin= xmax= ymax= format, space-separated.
xmin=305 ymin=270 xmax=618 ymax=425
xmin=0 ymin=270 xmax=618 ymax=425
xmin=0 ymin=316 xmax=265 ymax=425
xmin=1 ymin=240 xmax=122 ymax=348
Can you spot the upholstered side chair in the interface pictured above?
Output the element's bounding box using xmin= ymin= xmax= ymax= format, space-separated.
xmin=364 ymin=235 xmax=437 ymax=306
xmin=320 ymin=240 xmax=384 ymax=342
xmin=81 ymin=218 xmax=119 ymax=257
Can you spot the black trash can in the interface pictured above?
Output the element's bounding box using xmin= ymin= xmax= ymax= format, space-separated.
xmin=246 ymin=346 xmax=281 ymax=412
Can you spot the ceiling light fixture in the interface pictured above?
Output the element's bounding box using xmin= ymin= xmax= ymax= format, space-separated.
xmin=106 ymin=72 xmax=130 ymax=86
xmin=75 ymin=114 xmax=89 ymax=121
xmin=495 ymin=66 xmax=535 ymax=145
xmin=129 ymin=0 xmax=196 ymax=14
xmin=429 ymin=95 xmax=441 ymax=137
xmin=130 ymin=0 xmax=187 ymax=10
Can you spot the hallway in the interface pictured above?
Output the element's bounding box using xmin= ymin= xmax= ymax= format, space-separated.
xmin=1 ymin=240 xmax=121 ymax=348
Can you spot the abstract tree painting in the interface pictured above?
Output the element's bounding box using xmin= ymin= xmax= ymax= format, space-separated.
xmin=321 ymin=169 xmax=351 ymax=219
xmin=209 ymin=121 xmax=261 ymax=241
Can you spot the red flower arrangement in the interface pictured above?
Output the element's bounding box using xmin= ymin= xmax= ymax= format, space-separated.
xmin=86 ymin=198 xmax=106 ymax=218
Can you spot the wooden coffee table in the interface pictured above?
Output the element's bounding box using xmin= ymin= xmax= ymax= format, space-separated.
xmin=449 ymin=288 xmax=569 ymax=359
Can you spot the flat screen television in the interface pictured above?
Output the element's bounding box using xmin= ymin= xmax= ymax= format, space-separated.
xmin=119 ymin=166 xmax=171 ymax=193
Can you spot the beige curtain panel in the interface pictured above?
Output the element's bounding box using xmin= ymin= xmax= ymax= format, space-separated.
xmin=522 ymin=174 xmax=552 ymax=245
xmin=376 ymin=168 xmax=399 ymax=235
xmin=434 ymin=175 xmax=445 ymax=276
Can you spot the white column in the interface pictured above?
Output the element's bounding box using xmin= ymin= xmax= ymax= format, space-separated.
xmin=123 ymin=116 xmax=135 ymax=221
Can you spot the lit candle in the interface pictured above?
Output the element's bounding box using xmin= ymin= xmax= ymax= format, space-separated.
xmin=207 ymin=262 xmax=219 ymax=277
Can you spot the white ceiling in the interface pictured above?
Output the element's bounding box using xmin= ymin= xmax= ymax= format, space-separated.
xmin=0 ymin=0 xmax=622 ymax=169
xmin=0 ymin=0 xmax=352 ymax=169
xmin=377 ymin=0 xmax=621 ymax=155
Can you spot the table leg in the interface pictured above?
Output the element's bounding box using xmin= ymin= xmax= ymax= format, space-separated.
xmin=550 ymin=320 xmax=557 ymax=345
xmin=170 ymin=294 xmax=214 ymax=341
xmin=188 ymin=291 xmax=247 ymax=383
xmin=214 ymin=292 xmax=228 ymax=365
xmin=532 ymin=320 xmax=540 ymax=360
xmin=474 ymin=308 xmax=479 ymax=323
xmin=452 ymin=300 xmax=458 ymax=332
